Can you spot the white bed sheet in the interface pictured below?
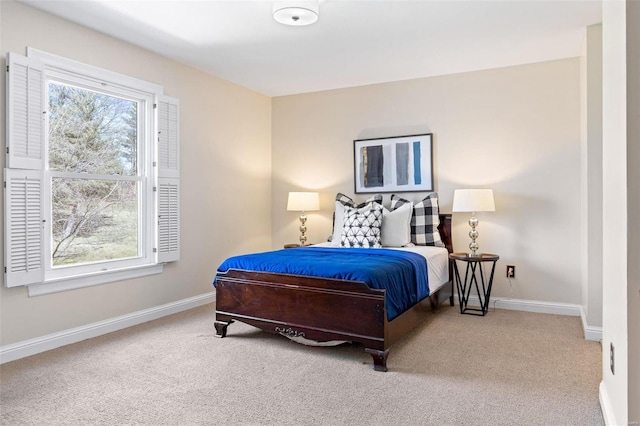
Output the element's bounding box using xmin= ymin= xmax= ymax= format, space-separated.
xmin=311 ymin=243 xmax=450 ymax=295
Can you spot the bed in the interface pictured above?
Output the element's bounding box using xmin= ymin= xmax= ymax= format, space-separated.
xmin=213 ymin=208 xmax=453 ymax=372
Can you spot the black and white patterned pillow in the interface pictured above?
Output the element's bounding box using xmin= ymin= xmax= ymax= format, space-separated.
xmin=330 ymin=193 xmax=383 ymax=244
xmin=391 ymin=193 xmax=444 ymax=247
xmin=340 ymin=204 xmax=383 ymax=248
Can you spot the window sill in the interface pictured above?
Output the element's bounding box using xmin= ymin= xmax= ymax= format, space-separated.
xmin=27 ymin=264 xmax=165 ymax=297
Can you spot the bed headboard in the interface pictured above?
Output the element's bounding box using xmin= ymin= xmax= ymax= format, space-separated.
xmin=438 ymin=213 xmax=453 ymax=254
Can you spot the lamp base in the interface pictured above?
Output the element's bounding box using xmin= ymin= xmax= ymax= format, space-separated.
xmin=467 ymin=213 xmax=481 ymax=258
xmin=298 ymin=213 xmax=308 ymax=246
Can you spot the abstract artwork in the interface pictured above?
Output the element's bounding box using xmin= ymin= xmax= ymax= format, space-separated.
xmin=353 ymin=133 xmax=433 ymax=193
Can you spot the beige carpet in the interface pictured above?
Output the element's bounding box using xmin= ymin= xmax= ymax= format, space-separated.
xmin=1 ymin=303 xmax=603 ymax=425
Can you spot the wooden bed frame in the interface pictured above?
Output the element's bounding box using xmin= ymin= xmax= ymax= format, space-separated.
xmin=214 ymin=214 xmax=453 ymax=372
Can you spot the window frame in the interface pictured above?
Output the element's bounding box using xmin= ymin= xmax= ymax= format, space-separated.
xmin=43 ymin=71 xmax=155 ymax=278
xmin=4 ymin=48 xmax=180 ymax=296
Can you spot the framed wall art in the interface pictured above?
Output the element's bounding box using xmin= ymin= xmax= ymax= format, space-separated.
xmin=353 ymin=133 xmax=434 ymax=194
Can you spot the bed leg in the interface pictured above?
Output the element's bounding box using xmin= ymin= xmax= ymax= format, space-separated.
xmin=214 ymin=320 xmax=233 ymax=338
xmin=429 ymin=294 xmax=438 ymax=310
xmin=365 ymin=348 xmax=389 ymax=372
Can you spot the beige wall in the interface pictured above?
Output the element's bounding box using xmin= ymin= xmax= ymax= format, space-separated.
xmin=272 ymin=59 xmax=582 ymax=305
xmin=580 ymin=24 xmax=603 ymax=329
xmin=0 ymin=1 xmax=272 ymax=345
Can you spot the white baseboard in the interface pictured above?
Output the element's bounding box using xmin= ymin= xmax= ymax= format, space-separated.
xmin=0 ymin=292 xmax=215 ymax=364
xmin=599 ymin=381 xmax=615 ymax=425
xmin=462 ymin=295 xmax=603 ymax=341
xmin=580 ymin=306 xmax=604 ymax=342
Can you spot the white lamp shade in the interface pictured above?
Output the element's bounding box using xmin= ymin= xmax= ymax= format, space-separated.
xmin=452 ymin=189 xmax=495 ymax=213
xmin=287 ymin=192 xmax=320 ymax=212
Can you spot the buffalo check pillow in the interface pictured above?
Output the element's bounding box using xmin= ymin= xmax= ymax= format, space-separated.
xmin=390 ymin=193 xmax=444 ymax=247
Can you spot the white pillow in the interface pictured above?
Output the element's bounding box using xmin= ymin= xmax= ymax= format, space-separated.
xmin=381 ymin=202 xmax=413 ymax=247
xmin=330 ymin=200 xmax=348 ymax=246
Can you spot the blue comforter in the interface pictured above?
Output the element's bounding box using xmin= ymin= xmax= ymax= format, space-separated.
xmin=214 ymin=247 xmax=430 ymax=321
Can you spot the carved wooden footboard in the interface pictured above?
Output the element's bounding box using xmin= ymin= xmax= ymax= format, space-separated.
xmin=214 ymin=270 xmax=390 ymax=368
xmin=214 ymin=214 xmax=453 ymax=372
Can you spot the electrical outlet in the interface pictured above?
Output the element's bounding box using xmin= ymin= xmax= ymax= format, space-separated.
xmin=506 ymin=265 xmax=515 ymax=278
xmin=610 ymin=342 xmax=615 ymax=375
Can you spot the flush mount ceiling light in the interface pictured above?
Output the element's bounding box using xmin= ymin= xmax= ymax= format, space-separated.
xmin=273 ymin=1 xmax=319 ymax=26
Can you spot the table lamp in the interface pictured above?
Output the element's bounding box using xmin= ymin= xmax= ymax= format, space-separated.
xmin=287 ymin=191 xmax=320 ymax=246
xmin=452 ymin=189 xmax=495 ymax=257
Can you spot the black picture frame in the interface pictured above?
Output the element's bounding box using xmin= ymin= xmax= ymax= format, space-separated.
xmin=353 ymin=133 xmax=434 ymax=194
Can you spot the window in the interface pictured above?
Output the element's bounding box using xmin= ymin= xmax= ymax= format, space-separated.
xmin=4 ymin=49 xmax=180 ymax=295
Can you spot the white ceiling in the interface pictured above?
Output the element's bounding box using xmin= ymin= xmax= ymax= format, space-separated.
xmin=21 ymin=0 xmax=602 ymax=97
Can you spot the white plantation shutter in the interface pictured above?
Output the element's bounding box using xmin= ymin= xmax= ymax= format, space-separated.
xmin=156 ymin=95 xmax=180 ymax=262
xmin=4 ymin=52 xmax=46 ymax=287
xmin=6 ymin=52 xmax=44 ymax=170
xmin=4 ymin=169 xmax=44 ymax=287
xmin=157 ymin=96 xmax=179 ymax=179
xmin=157 ymin=178 xmax=180 ymax=262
